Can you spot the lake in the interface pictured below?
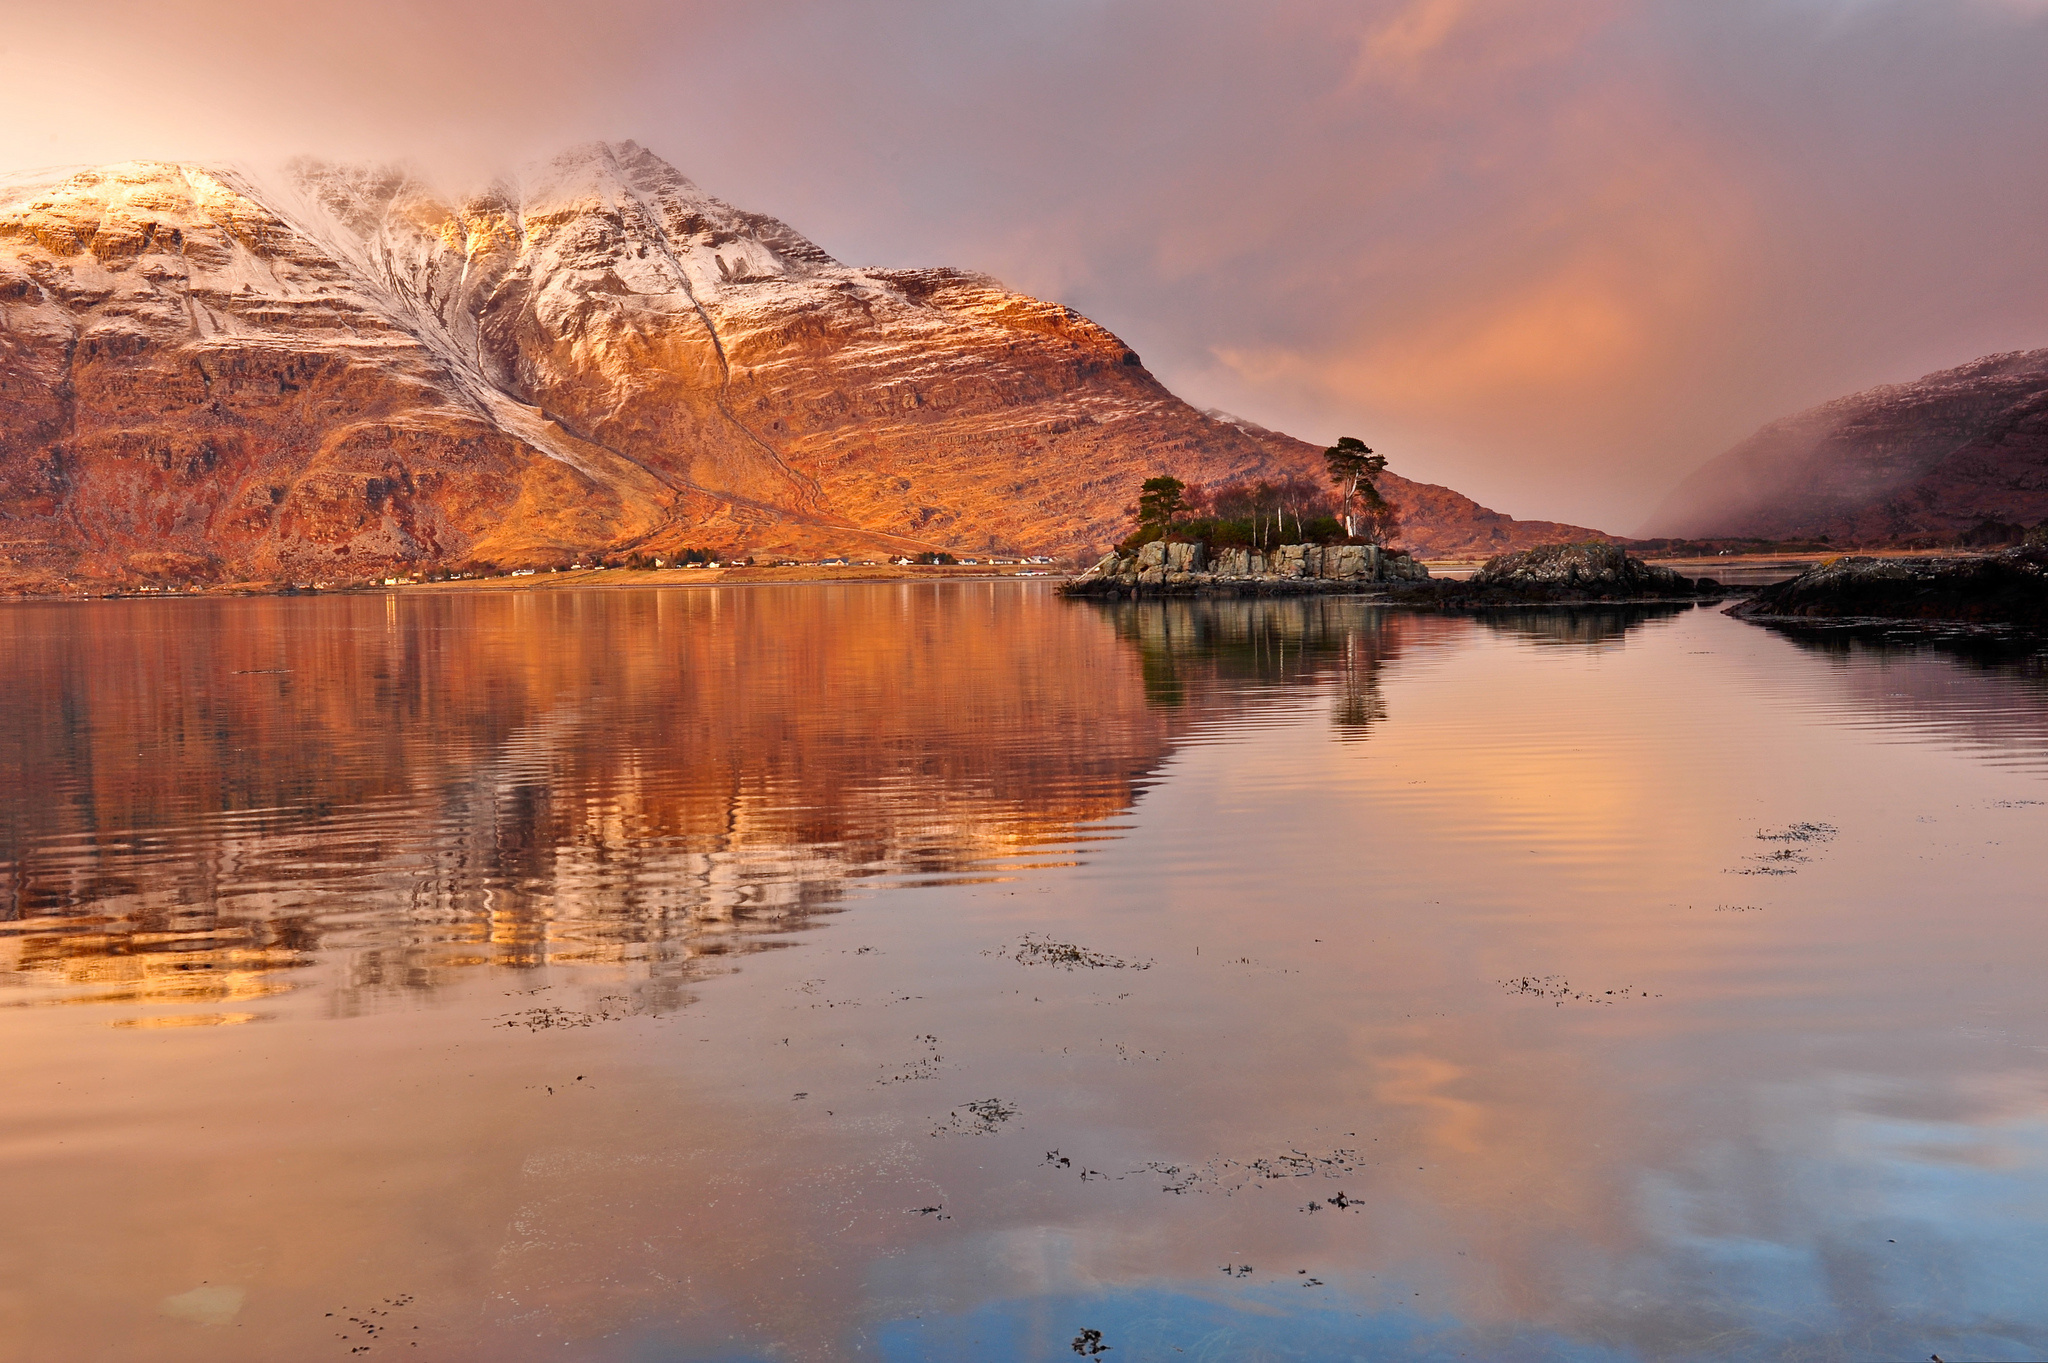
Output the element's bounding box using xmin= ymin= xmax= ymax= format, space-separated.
xmin=2 ymin=584 xmax=2045 ymax=1362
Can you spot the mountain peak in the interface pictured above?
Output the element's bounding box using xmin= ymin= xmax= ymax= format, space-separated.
xmin=518 ymin=138 xmax=697 ymax=206
xmin=0 ymin=144 xmax=1600 ymax=591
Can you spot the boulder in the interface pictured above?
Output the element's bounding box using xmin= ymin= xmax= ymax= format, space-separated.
xmin=1137 ymin=541 xmax=1169 ymax=570
xmin=1385 ymin=551 xmax=1429 ymax=582
xmin=1080 ymin=552 xmax=1122 ymax=581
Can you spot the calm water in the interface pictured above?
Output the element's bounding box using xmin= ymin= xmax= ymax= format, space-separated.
xmin=3 ymin=585 xmax=2046 ymax=1362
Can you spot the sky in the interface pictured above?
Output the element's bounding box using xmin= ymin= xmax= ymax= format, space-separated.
xmin=3 ymin=0 xmax=2045 ymax=533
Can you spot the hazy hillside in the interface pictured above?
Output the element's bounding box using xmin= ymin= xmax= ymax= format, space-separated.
xmin=1647 ymin=350 xmax=2048 ymax=544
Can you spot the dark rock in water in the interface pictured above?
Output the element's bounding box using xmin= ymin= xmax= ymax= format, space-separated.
xmin=1727 ymin=547 xmax=2048 ymax=628
xmin=1473 ymin=542 xmax=1689 ymax=592
xmin=1392 ymin=542 xmax=1727 ymax=607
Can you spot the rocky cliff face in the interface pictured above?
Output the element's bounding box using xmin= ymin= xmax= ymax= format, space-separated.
xmin=1647 ymin=350 xmax=2048 ymax=544
xmin=0 ymin=143 xmax=1601 ymax=591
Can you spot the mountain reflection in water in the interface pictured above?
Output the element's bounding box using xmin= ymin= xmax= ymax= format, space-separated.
xmin=1 ymin=589 xmax=1443 ymax=1017
xmin=2 ymin=585 xmax=2045 ymax=1363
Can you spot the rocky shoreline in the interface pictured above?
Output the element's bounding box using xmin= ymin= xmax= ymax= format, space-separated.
xmin=1062 ymin=538 xmax=1737 ymax=606
xmin=1727 ymin=547 xmax=2048 ymax=629
xmin=1061 ymin=540 xmax=1430 ymax=596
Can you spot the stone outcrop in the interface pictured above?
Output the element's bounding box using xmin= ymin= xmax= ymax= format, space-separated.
xmin=1471 ymin=542 xmax=1694 ymax=593
xmin=1392 ymin=541 xmax=1726 ymax=607
xmin=1062 ymin=540 xmax=1430 ymax=596
xmin=1727 ymin=546 xmax=2048 ymax=628
xmin=1646 ymin=349 xmax=2048 ymax=545
xmin=0 ymin=143 xmax=1611 ymax=594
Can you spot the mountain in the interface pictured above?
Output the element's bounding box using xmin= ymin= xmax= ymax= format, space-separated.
xmin=0 ymin=142 xmax=1601 ymax=591
xmin=1646 ymin=350 xmax=2048 ymax=544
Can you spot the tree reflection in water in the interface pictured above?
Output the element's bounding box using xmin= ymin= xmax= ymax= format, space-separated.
xmin=0 ymin=588 xmax=1477 ymax=1020
xmin=1089 ymin=597 xmax=1468 ymax=739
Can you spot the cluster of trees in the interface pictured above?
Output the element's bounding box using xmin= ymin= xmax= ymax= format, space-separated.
xmin=1126 ymin=438 xmax=1399 ymax=551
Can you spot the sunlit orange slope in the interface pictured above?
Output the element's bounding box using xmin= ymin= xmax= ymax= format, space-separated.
xmin=0 ymin=143 xmax=1602 ymax=591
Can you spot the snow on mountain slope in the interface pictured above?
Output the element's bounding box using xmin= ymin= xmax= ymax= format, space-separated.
xmin=0 ymin=143 xmax=1599 ymax=590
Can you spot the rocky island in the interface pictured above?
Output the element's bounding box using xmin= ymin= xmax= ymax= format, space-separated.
xmin=1388 ymin=542 xmax=1730 ymax=608
xmin=1727 ymin=546 xmax=2048 ymax=630
xmin=1061 ymin=539 xmax=1432 ymax=596
xmin=1064 ymin=539 xmax=1742 ymax=605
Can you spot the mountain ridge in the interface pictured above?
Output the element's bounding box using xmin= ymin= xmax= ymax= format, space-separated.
xmin=1646 ymin=349 xmax=2048 ymax=543
xmin=0 ymin=142 xmax=1604 ymax=591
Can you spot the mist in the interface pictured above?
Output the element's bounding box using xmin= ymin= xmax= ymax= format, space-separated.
xmin=5 ymin=0 xmax=2045 ymax=532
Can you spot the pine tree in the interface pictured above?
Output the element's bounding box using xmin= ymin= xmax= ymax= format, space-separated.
xmin=1135 ymin=475 xmax=1189 ymax=535
xmin=1323 ymin=438 xmax=1390 ymax=541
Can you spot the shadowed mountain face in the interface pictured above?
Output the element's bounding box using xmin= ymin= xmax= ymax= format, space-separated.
xmin=0 ymin=143 xmax=1598 ymax=591
xmin=1647 ymin=350 xmax=2048 ymax=544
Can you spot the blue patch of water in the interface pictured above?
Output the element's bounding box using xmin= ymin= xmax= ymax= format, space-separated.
xmin=868 ymin=1286 xmax=1632 ymax=1363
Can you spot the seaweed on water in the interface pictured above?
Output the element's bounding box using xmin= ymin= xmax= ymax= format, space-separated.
xmin=931 ymin=1097 xmax=1020 ymax=1137
xmin=495 ymin=995 xmax=635 ymax=1030
xmin=877 ymin=1034 xmax=943 ymax=1085
xmin=326 ymin=1293 xmax=417 ymax=1353
xmin=1071 ymin=1327 xmax=1112 ymax=1356
xmin=1729 ymin=821 xmax=1840 ymax=875
xmin=1757 ymin=821 xmax=1839 ymax=843
xmin=1737 ymin=848 xmax=1809 ymax=875
xmin=991 ymin=934 xmax=1153 ymax=971
xmin=1499 ymin=976 xmax=1659 ymax=1005
xmin=1126 ymin=1147 xmax=1372 ymax=1195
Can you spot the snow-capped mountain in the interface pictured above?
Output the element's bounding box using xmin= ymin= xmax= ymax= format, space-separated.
xmin=0 ymin=142 xmax=1598 ymax=589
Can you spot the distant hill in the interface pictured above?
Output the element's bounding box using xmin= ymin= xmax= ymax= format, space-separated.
xmin=1646 ymin=350 xmax=2048 ymax=544
xmin=0 ymin=143 xmax=1603 ymax=591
